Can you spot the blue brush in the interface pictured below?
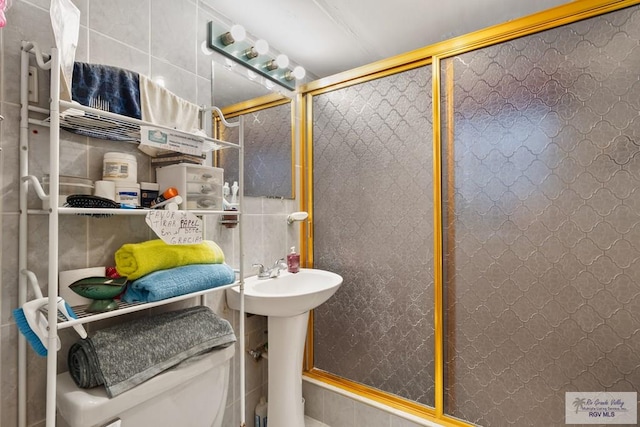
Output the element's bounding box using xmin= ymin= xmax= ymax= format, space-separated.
xmin=13 ymin=297 xmax=87 ymax=357
xmin=13 ymin=298 xmax=50 ymax=356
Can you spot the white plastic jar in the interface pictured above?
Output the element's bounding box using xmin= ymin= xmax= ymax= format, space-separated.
xmin=103 ymin=152 xmax=137 ymax=183
xmin=114 ymin=182 xmax=140 ymax=206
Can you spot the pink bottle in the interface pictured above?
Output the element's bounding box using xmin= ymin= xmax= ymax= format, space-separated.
xmin=287 ymin=246 xmax=300 ymax=273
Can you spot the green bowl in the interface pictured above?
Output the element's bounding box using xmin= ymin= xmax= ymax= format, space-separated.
xmin=69 ymin=276 xmax=128 ymax=312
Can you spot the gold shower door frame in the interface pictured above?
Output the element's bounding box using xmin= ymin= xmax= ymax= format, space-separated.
xmin=299 ymin=0 xmax=640 ymax=426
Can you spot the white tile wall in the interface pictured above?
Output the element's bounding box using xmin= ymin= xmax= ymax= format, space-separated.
xmin=302 ymin=379 xmax=446 ymax=427
xmin=0 ymin=1 xmax=433 ymax=426
xmin=0 ymin=1 xmax=297 ymax=426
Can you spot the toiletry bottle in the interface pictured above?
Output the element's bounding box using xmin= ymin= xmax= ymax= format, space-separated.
xmin=230 ymin=181 xmax=239 ymax=205
xmin=149 ymin=187 xmax=178 ymax=208
xmin=287 ymin=246 xmax=300 ymax=273
xmin=223 ymin=182 xmax=230 ymax=204
xmin=255 ymin=396 xmax=268 ymax=427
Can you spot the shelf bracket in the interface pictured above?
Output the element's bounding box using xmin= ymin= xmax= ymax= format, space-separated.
xmin=21 ymin=175 xmax=49 ymax=202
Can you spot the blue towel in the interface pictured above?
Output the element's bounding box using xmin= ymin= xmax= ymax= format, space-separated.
xmin=121 ymin=263 xmax=236 ymax=303
xmin=72 ymin=62 xmax=142 ymax=119
xmin=64 ymin=62 xmax=142 ymax=141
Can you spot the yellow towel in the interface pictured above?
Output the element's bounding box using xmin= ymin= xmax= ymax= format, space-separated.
xmin=115 ymin=239 xmax=225 ymax=280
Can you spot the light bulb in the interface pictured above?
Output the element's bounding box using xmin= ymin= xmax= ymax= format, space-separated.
xmin=292 ymin=66 xmax=306 ymax=80
xmin=229 ymin=25 xmax=246 ymax=42
xmin=255 ymin=39 xmax=269 ymax=55
xmin=276 ymin=54 xmax=289 ymax=68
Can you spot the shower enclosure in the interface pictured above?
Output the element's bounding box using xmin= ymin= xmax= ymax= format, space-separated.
xmin=309 ymin=3 xmax=640 ymax=426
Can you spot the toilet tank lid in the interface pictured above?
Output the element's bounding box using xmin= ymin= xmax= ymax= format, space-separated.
xmin=56 ymin=345 xmax=234 ymax=426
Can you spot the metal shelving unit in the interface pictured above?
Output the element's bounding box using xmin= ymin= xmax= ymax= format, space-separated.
xmin=18 ymin=41 xmax=247 ymax=427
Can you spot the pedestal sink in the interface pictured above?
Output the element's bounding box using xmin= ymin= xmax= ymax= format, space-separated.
xmin=226 ymin=268 xmax=343 ymax=427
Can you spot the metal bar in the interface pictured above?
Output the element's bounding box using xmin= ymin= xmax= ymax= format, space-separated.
xmin=46 ymin=46 xmax=61 ymax=427
xmin=237 ymin=114 xmax=246 ymax=427
xmin=18 ymin=41 xmax=30 ymax=427
xmin=28 ymin=105 xmax=50 ymax=115
xmin=301 ymin=94 xmax=314 ymax=370
xmin=21 ymin=270 xmax=44 ymax=299
xmin=443 ymin=57 xmax=457 ymax=419
xmin=431 ymin=56 xmax=445 ymax=419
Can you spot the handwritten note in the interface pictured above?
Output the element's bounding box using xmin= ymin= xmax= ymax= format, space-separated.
xmin=145 ymin=210 xmax=203 ymax=245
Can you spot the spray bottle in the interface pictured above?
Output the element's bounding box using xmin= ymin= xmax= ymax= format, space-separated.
xmin=255 ymin=396 xmax=267 ymax=427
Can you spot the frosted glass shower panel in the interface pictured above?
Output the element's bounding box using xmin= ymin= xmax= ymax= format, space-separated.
xmin=312 ymin=66 xmax=435 ymax=407
xmin=442 ymin=5 xmax=640 ymax=426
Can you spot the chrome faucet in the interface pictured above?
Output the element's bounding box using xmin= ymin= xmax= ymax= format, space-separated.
xmin=253 ymin=258 xmax=288 ymax=279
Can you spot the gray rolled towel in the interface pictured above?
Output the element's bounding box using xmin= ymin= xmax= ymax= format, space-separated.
xmin=68 ymin=305 xmax=236 ymax=397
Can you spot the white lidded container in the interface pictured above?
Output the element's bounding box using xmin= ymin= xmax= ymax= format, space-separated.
xmin=93 ymin=180 xmax=116 ymax=201
xmin=114 ymin=182 xmax=140 ymax=206
xmin=140 ymin=181 xmax=160 ymax=208
xmin=102 ymin=152 xmax=137 ymax=183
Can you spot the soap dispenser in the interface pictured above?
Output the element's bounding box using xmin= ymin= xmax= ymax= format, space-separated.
xmin=287 ymin=246 xmax=300 ymax=273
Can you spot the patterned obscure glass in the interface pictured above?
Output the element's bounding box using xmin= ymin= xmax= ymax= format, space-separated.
xmin=442 ymin=5 xmax=640 ymax=426
xmin=313 ymin=66 xmax=435 ymax=406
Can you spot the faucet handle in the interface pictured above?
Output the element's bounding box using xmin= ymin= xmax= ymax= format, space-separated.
xmin=252 ymin=263 xmax=265 ymax=274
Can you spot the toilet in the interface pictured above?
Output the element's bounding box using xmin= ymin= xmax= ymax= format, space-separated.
xmin=56 ymin=345 xmax=234 ymax=427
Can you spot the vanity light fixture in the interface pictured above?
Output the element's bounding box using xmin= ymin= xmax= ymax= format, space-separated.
xmin=207 ymin=21 xmax=306 ymax=92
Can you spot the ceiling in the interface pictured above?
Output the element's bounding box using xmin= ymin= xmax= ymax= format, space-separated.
xmin=204 ymin=0 xmax=573 ymax=106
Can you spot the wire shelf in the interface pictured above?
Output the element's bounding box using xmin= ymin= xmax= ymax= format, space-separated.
xmin=34 ymin=100 xmax=241 ymax=152
xmin=59 ymin=108 xmax=140 ymax=142
xmin=69 ymin=300 xmax=146 ymax=318
xmin=50 ymin=281 xmax=241 ymax=329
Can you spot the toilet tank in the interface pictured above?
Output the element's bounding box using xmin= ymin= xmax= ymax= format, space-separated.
xmin=56 ymin=345 xmax=234 ymax=427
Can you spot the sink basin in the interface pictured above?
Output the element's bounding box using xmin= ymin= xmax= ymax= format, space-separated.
xmin=226 ymin=268 xmax=343 ymax=317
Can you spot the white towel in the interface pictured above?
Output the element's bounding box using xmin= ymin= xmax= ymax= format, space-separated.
xmin=138 ymin=74 xmax=201 ymax=133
